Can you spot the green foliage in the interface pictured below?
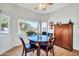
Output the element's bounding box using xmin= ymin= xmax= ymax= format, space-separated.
xmin=0 ymin=15 xmax=8 ymax=28
xmin=1 ymin=23 xmax=8 ymax=28
xmin=19 ymin=22 xmax=34 ymax=35
xmin=27 ymin=30 xmax=34 ymax=36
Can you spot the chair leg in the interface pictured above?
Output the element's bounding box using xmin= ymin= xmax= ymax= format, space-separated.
xmin=25 ymin=51 xmax=27 ymax=56
xmin=46 ymin=51 xmax=48 ymax=56
xmin=22 ymin=48 xmax=24 ymax=56
xmin=33 ymin=50 xmax=34 ymax=53
xmin=52 ymin=46 xmax=54 ymax=56
xmin=50 ymin=49 xmax=52 ymax=53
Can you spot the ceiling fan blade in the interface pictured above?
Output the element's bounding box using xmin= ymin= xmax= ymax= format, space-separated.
xmin=47 ymin=3 xmax=53 ymax=5
xmin=34 ymin=3 xmax=53 ymax=10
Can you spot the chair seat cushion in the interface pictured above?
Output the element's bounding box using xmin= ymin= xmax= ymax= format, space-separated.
xmin=25 ymin=44 xmax=37 ymax=49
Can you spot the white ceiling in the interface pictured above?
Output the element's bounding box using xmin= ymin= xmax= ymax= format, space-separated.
xmin=15 ymin=3 xmax=70 ymax=14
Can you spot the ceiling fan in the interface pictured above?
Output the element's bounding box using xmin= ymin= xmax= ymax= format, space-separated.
xmin=34 ymin=3 xmax=53 ymax=10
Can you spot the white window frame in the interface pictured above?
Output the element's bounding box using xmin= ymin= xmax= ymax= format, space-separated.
xmin=0 ymin=11 xmax=11 ymax=34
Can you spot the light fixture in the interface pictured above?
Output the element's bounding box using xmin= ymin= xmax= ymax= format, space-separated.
xmin=34 ymin=3 xmax=53 ymax=10
xmin=39 ymin=3 xmax=46 ymax=10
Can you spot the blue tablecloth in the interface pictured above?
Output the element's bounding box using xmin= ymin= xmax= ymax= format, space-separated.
xmin=28 ymin=34 xmax=48 ymax=42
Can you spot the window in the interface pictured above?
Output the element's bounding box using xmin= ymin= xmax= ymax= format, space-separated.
xmin=18 ymin=20 xmax=39 ymax=34
xmin=0 ymin=15 xmax=10 ymax=33
xmin=41 ymin=22 xmax=48 ymax=32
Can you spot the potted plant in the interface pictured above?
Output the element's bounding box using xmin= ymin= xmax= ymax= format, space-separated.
xmin=27 ymin=30 xmax=34 ymax=36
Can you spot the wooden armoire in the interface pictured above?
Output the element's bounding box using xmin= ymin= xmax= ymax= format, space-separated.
xmin=54 ymin=22 xmax=73 ymax=50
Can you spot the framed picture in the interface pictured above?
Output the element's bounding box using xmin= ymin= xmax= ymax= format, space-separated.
xmin=49 ymin=22 xmax=53 ymax=29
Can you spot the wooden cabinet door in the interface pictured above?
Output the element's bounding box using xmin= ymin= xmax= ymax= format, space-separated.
xmin=54 ymin=24 xmax=73 ymax=50
xmin=54 ymin=26 xmax=62 ymax=46
xmin=62 ymin=26 xmax=71 ymax=50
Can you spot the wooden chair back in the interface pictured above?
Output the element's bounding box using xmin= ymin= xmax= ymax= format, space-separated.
xmin=19 ymin=36 xmax=26 ymax=49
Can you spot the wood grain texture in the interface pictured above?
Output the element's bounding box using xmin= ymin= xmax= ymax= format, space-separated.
xmin=54 ymin=23 xmax=73 ymax=50
xmin=0 ymin=45 xmax=79 ymax=56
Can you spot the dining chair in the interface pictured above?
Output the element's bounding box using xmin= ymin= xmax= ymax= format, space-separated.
xmin=19 ymin=36 xmax=37 ymax=56
xmin=40 ymin=37 xmax=55 ymax=56
xmin=48 ymin=33 xmax=53 ymax=37
xmin=42 ymin=32 xmax=47 ymax=35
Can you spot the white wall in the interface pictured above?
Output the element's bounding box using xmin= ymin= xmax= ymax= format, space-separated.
xmin=0 ymin=3 xmax=41 ymax=55
xmin=48 ymin=4 xmax=79 ymax=50
xmin=0 ymin=3 xmax=79 ymax=55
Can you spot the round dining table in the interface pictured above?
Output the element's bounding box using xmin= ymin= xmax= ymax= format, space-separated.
xmin=28 ymin=34 xmax=49 ymax=56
